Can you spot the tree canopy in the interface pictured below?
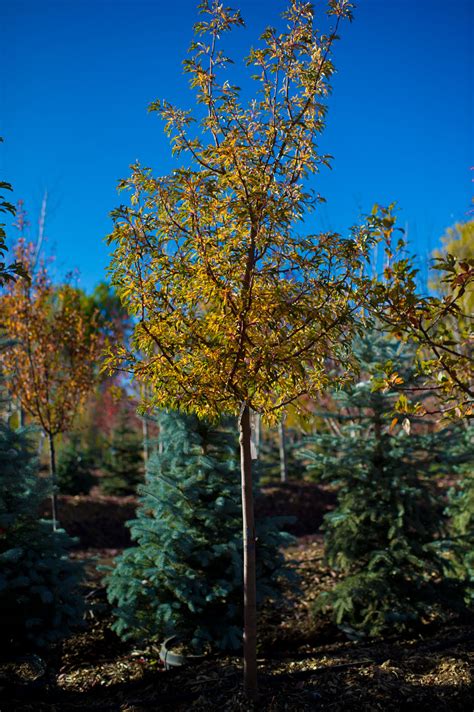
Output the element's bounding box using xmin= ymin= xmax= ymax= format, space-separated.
xmin=105 ymin=0 xmax=403 ymax=425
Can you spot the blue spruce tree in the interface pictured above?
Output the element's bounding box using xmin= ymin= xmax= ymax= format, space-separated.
xmin=101 ymin=408 xmax=144 ymax=496
xmin=446 ymin=447 xmax=474 ymax=605
xmin=105 ymin=411 xmax=291 ymax=651
xmin=0 ymin=357 xmax=84 ymax=650
xmin=301 ymin=331 xmax=471 ymax=637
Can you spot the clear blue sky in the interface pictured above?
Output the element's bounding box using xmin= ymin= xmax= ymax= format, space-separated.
xmin=1 ymin=0 xmax=472 ymax=292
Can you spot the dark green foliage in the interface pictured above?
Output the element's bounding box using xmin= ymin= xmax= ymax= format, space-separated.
xmin=0 ymin=416 xmax=84 ymax=649
xmin=101 ymin=409 xmax=144 ymax=496
xmin=105 ymin=411 xmax=292 ymax=652
xmin=57 ymin=433 xmax=96 ymax=495
xmin=446 ymin=444 xmax=474 ymax=604
xmin=301 ymin=332 xmax=470 ymax=637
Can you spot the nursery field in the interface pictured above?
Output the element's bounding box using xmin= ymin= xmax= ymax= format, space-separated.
xmin=1 ymin=0 xmax=473 ymax=708
xmin=1 ymin=486 xmax=473 ymax=712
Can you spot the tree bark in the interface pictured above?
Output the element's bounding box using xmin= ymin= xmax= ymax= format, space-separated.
xmin=48 ymin=432 xmax=59 ymax=531
xmin=239 ymin=403 xmax=258 ymax=700
xmin=278 ymin=416 xmax=288 ymax=483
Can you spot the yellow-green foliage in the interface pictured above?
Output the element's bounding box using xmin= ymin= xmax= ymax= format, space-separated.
xmin=105 ymin=1 xmax=403 ymax=423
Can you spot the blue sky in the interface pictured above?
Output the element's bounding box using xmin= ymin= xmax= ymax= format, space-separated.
xmin=1 ymin=0 xmax=472 ymax=292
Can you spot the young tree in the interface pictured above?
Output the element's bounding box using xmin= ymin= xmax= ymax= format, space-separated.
xmin=101 ymin=406 xmax=144 ymax=496
xmin=0 ymin=344 xmax=84 ymax=649
xmin=105 ymin=410 xmax=291 ymax=651
xmin=106 ymin=0 xmax=403 ymax=696
xmin=56 ymin=432 xmax=96 ymax=496
xmin=0 ymin=240 xmax=101 ymax=528
xmin=301 ymin=331 xmax=471 ymax=636
xmin=447 ymin=467 xmax=474 ymax=605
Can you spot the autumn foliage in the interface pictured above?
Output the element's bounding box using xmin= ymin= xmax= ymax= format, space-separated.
xmin=0 ymin=239 xmax=101 ymax=438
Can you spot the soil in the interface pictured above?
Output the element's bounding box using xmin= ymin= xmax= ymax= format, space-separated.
xmin=1 ymin=535 xmax=473 ymax=711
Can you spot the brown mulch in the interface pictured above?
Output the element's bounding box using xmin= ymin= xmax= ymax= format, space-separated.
xmin=1 ymin=538 xmax=473 ymax=711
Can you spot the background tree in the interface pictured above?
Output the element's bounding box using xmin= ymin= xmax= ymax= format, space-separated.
xmin=58 ymin=280 xmax=140 ymax=485
xmin=300 ymin=331 xmax=472 ymax=636
xmin=0 ymin=239 xmax=101 ymax=528
xmin=106 ymin=0 xmax=410 ymax=696
xmin=375 ymin=218 xmax=473 ymax=419
xmin=0 ymin=341 xmax=84 ymax=649
xmin=445 ymin=427 xmax=474 ymax=606
xmin=101 ymin=405 xmax=144 ymax=496
xmin=56 ymin=431 xmax=96 ymax=496
xmin=431 ymin=219 xmax=474 ymax=316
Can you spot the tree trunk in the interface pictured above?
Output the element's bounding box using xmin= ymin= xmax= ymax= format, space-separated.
xmin=48 ymin=432 xmax=59 ymax=531
xmin=18 ymin=402 xmax=24 ymax=428
xmin=278 ymin=416 xmax=288 ymax=483
xmin=250 ymin=410 xmax=261 ymax=486
xmin=141 ymin=384 xmax=150 ymax=465
xmin=239 ymin=403 xmax=258 ymax=700
xmin=142 ymin=414 xmax=149 ymax=465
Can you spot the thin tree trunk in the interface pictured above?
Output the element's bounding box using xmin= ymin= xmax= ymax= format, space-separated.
xmin=18 ymin=402 xmax=24 ymax=428
xmin=141 ymin=384 xmax=150 ymax=465
xmin=239 ymin=403 xmax=258 ymax=700
xmin=250 ymin=410 xmax=261 ymax=486
xmin=48 ymin=432 xmax=59 ymax=531
xmin=142 ymin=415 xmax=149 ymax=465
xmin=278 ymin=416 xmax=288 ymax=483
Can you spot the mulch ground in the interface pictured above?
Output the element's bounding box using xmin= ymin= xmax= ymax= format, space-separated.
xmin=1 ymin=536 xmax=473 ymax=711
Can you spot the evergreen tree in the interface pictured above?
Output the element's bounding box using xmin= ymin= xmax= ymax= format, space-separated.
xmin=0 ymin=361 xmax=84 ymax=649
xmin=57 ymin=432 xmax=96 ymax=495
xmin=101 ymin=408 xmax=144 ymax=496
xmin=446 ymin=441 xmax=474 ymax=604
xmin=105 ymin=411 xmax=292 ymax=651
xmin=301 ymin=331 xmax=470 ymax=637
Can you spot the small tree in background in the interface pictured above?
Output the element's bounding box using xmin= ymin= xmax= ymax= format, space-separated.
xmin=258 ymin=420 xmax=306 ymax=484
xmin=446 ymin=458 xmax=474 ymax=605
xmin=56 ymin=432 xmax=96 ymax=496
xmin=101 ymin=407 xmax=144 ymax=496
xmin=105 ymin=410 xmax=291 ymax=651
xmin=301 ymin=331 xmax=471 ymax=636
xmin=0 ymin=239 xmax=101 ymax=528
xmin=0 ymin=349 xmax=84 ymax=649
